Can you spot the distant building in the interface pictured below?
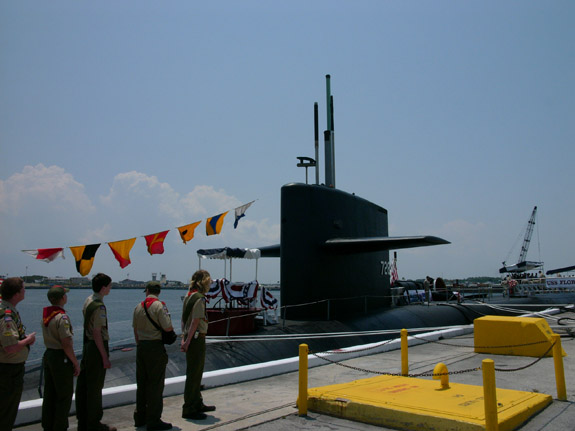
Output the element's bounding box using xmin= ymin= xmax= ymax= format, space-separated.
xmin=118 ymin=279 xmax=146 ymax=287
xmin=69 ymin=277 xmax=90 ymax=285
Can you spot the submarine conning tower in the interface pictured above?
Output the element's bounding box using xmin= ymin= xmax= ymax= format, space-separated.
xmin=280 ymin=183 xmax=391 ymax=320
xmin=283 ymin=75 xmax=390 ymax=320
xmin=258 ymin=75 xmax=449 ymax=320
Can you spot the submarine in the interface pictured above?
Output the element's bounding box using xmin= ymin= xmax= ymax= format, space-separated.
xmin=21 ymin=76 xmax=544 ymax=402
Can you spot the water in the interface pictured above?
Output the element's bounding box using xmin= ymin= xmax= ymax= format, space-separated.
xmin=17 ymin=288 xmax=188 ymax=369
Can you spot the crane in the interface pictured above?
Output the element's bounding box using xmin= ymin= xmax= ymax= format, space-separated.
xmin=499 ymin=206 xmax=543 ymax=274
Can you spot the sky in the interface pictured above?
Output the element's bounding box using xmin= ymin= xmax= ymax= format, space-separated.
xmin=1 ymin=1 xmax=574 ymax=284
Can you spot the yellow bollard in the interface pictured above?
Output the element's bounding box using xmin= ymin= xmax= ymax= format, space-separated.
xmin=482 ymin=359 xmax=499 ymax=431
xmin=552 ymin=334 xmax=567 ymax=401
xmin=401 ymin=329 xmax=408 ymax=376
xmin=433 ymin=362 xmax=450 ymax=389
xmin=298 ymin=343 xmax=309 ymax=416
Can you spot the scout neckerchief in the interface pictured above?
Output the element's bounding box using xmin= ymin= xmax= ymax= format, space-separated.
xmin=42 ymin=306 xmax=65 ymax=327
xmin=142 ymin=296 xmax=167 ymax=308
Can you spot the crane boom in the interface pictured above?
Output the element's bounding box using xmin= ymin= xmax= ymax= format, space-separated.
xmin=499 ymin=206 xmax=543 ymax=274
xmin=518 ymin=206 xmax=537 ymax=263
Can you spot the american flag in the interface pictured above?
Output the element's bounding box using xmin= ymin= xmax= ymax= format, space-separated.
xmin=390 ymin=259 xmax=399 ymax=287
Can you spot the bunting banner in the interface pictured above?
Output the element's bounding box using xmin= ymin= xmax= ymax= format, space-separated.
xmin=234 ymin=201 xmax=254 ymax=229
xmin=22 ymin=248 xmax=65 ymax=262
xmin=70 ymin=244 xmax=101 ymax=276
xmin=177 ymin=221 xmax=202 ymax=244
xmin=144 ymin=230 xmax=169 ymax=255
xmin=108 ymin=238 xmax=137 ymax=269
xmin=206 ymin=211 xmax=228 ymax=236
xmin=261 ymin=287 xmax=278 ymax=310
xmin=222 ymin=280 xmax=259 ymax=303
xmin=205 ymin=279 xmax=223 ymax=302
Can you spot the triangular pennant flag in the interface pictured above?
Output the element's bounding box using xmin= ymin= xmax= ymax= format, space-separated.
xmin=206 ymin=211 xmax=228 ymax=236
xmin=144 ymin=230 xmax=169 ymax=255
xmin=22 ymin=248 xmax=65 ymax=262
xmin=177 ymin=221 xmax=202 ymax=244
xmin=69 ymin=244 xmax=100 ymax=276
xmin=234 ymin=201 xmax=255 ymax=229
xmin=108 ymin=238 xmax=137 ymax=269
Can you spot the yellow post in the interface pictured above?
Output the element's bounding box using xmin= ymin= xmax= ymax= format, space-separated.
xmin=401 ymin=329 xmax=408 ymax=376
xmin=433 ymin=362 xmax=450 ymax=389
xmin=298 ymin=343 xmax=309 ymax=416
xmin=482 ymin=359 xmax=499 ymax=431
xmin=552 ymin=334 xmax=567 ymax=401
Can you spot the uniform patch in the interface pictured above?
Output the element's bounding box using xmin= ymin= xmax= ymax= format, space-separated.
xmin=4 ymin=315 xmax=12 ymax=322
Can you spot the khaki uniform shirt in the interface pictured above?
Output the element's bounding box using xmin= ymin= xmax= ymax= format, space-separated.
xmin=132 ymin=295 xmax=173 ymax=341
xmin=182 ymin=292 xmax=208 ymax=337
xmin=0 ymin=300 xmax=29 ymax=364
xmin=82 ymin=293 xmax=109 ymax=341
xmin=42 ymin=311 xmax=74 ymax=350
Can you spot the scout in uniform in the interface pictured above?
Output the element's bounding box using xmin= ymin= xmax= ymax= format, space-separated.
xmin=75 ymin=273 xmax=117 ymax=431
xmin=41 ymin=285 xmax=80 ymax=431
xmin=132 ymin=281 xmax=174 ymax=430
xmin=0 ymin=277 xmax=36 ymax=431
xmin=181 ymin=270 xmax=215 ymax=420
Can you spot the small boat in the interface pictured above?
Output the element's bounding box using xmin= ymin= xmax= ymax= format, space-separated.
xmin=196 ymin=247 xmax=278 ymax=336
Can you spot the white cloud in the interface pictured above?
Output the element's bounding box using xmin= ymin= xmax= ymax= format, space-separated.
xmin=180 ymin=185 xmax=241 ymax=219
xmin=100 ymin=171 xmax=182 ymax=219
xmin=0 ymin=164 xmax=94 ymax=215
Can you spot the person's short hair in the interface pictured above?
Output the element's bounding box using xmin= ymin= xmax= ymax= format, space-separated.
xmin=146 ymin=281 xmax=161 ymax=295
xmin=92 ymin=273 xmax=112 ymax=293
xmin=0 ymin=277 xmax=24 ymax=301
xmin=47 ymin=285 xmax=70 ymax=305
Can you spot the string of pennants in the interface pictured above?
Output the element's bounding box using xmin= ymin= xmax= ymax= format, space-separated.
xmin=21 ymin=201 xmax=255 ymax=277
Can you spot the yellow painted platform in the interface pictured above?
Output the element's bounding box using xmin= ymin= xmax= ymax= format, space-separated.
xmin=307 ymin=374 xmax=552 ymax=431
xmin=474 ymin=316 xmax=566 ymax=357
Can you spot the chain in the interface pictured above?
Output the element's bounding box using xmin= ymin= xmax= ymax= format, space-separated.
xmin=409 ymin=334 xmax=550 ymax=350
xmin=494 ymin=340 xmax=556 ymax=372
xmin=310 ymin=339 xmax=558 ymax=377
xmin=310 ymin=350 xmax=480 ymax=377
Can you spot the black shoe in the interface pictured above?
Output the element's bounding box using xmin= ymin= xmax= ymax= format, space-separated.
xmin=182 ymin=412 xmax=207 ymax=420
xmin=200 ymin=404 xmax=216 ymax=412
xmin=147 ymin=421 xmax=172 ymax=430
